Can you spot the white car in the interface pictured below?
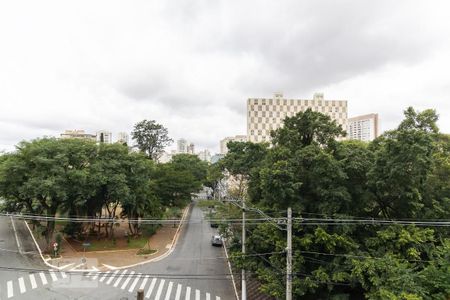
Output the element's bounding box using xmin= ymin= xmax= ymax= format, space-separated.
xmin=211 ymin=235 xmax=223 ymax=247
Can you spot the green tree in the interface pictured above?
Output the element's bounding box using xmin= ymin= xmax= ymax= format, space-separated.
xmin=270 ymin=108 xmax=346 ymax=151
xmin=131 ymin=119 xmax=173 ymax=160
xmin=203 ymin=162 xmax=225 ymax=199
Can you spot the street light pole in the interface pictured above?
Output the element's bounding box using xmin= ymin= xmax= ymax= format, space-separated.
xmin=242 ymin=197 xmax=247 ymax=300
xmin=286 ymin=207 xmax=292 ymax=300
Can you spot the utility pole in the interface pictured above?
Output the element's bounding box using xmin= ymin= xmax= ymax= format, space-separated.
xmin=286 ymin=207 xmax=292 ymax=300
xmin=242 ymin=197 xmax=247 ymax=300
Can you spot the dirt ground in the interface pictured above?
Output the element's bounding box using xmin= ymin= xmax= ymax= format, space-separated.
xmin=50 ymin=224 xmax=178 ymax=270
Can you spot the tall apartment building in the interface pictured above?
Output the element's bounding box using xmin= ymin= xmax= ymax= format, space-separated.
xmin=197 ymin=149 xmax=212 ymax=162
xmin=116 ymin=132 xmax=129 ymax=145
xmin=220 ymin=135 xmax=247 ymax=154
xmin=247 ymin=92 xmax=348 ymax=143
xmin=177 ymin=139 xmax=195 ymax=154
xmin=347 ymin=113 xmax=379 ymax=142
xmin=177 ymin=139 xmax=188 ymax=153
xmin=96 ymin=130 xmax=112 ymax=144
xmin=60 ymin=130 xmax=96 ymax=141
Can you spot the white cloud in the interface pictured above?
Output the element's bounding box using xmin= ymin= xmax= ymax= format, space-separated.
xmin=1 ymin=0 xmax=450 ymax=154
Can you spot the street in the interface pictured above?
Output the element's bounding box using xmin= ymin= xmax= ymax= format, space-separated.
xmin=0 ymin=204 xmax=236 ymax=299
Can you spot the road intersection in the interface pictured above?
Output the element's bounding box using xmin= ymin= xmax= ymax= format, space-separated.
xmin=0 ymin=204 xmax=235 ymax=299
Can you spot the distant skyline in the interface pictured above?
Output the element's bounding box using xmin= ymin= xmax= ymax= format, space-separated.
xmin=1 ymin=0 xmax=450 ymax=153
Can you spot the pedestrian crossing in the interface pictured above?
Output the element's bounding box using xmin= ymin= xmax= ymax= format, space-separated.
xmin=0 ymin=269 xmax=223 ymax=299
xmin=85 ymin=269 xmax=222 ymax=300
xmin=0 ymin=269 xmax=67 ymax=299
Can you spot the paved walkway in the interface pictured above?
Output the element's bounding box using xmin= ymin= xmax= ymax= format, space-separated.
xmin=49 ymin=225 xmax=178 ymax=271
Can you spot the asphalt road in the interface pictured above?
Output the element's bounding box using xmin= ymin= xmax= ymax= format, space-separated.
xmin=0 ymin=203 xmax=236 ymax=300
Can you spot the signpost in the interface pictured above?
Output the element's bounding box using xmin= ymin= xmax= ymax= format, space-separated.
xmin=82 ymin=242 xmax=91 ymax=269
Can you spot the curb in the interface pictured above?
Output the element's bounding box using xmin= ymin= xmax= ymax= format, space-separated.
xmin=24 ymin=204 xmax=192 ymax=271
xmin=223 ymin=240 xmax=240 ymax=300
xmin=107 ymin=203 xmax=192 ymax=269
xmin=23 ymin=220 xmax=58 ymax=270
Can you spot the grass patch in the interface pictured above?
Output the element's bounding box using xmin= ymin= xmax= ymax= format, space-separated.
xmin=136 ymin=248 xmax=157 ymax=256
xmin=83 ymin=236 xmax=150 ymax=251
xmin=197 ymin=199 xmax=219 ymax=209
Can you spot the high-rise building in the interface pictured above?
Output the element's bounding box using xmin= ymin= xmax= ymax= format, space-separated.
xmin=177 ymin=139 xmax=188 ymax=153
xmin=116 ymin=132 xmax=129 ymax=145
xmin=96 ymin=130 xmax=112 ymax=144
xmin=220 ymin=135 xmax=247 ymax=154
xmin=187 ymin=143 xmax=195 ymax=154
xmin=347 ymin=113 xmax=379 ymax=142
xmin=197 ymin=149 xmax=211 ymax=162
xmin=177 ymin=139 xmax=195 ymax=154
xmin=60 ymin=130 xmax=96 ymax=141
xmin=247 ymin=92 xmax=348 ymax=143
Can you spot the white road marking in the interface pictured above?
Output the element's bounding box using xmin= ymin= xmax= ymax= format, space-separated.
xmin=99 ymin=271 xmax=110 ymax=282
xmin=49 ymin=270 xmax=58 ymax=281
xmin=18 ymin=277 xmax=26 ymax=294
xmin=139 ymin=275 xmax=150 ymax=291
xmin=58 ymin=263 xmax=75 ymax=270
xmin=7 ymin=280 xmax=13 ymax=298
xmin=206 ymin=292 xmax=211 ymax=300
xmin=195 ymin=289 xmax=201 ymax=300
xmin=145 ymin=278 xmax=157 ymax=299
xmin=60 ymin=271 xmax=67 ymax=279
xmin=164 ymin=281 xmax=173 ymax=300
xmin=29 ymin=274 xmax=37 ymax=289
xmin=216 ymin=296 xmax=221 ymax=300
xmin=10 ymin=216 xmax=22 ymax=254
xmin=175 ymin=283 xmax=182 ymax=300
xmin=113 ymin=270 xmax=128 ymax=287
xmin=128 ymin=273 xmax=142 ymax=293
xmin=106 ymin=270 xmax=119 ymax=285
xmin=91 ymin=272 xmax=99 ymax=280
xmin=154 ymin=279 xmax=165 ymax=300
xmin=39 ymin=272 xmax=48 ymax=285
xmin=120 ymin=271 xmax=135 ymax=290
xmin=185 ymin=286 xmax=191 ymax=300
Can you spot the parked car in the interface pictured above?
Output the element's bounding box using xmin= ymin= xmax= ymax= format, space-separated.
xmin=211 ymin=235 xmax=223 ymax=247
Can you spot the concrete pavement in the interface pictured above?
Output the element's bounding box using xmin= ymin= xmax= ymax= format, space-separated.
xmin=0 ymin=202 xmax=236 ymax=299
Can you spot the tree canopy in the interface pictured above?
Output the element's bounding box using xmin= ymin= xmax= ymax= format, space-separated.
xmin=131 ymin=119 xmax=173 ymax=160
xmin=223 ymin=107 xmax=450 ymax=300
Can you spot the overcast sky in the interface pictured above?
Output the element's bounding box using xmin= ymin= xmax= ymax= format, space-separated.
xmin=1 ymin=0 xmax=450 ymax=153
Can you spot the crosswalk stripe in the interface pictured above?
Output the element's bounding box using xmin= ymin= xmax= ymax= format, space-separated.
xmin=49 ymin=270 xmax=58 ymax=282
xmin=18 ymin=277 xmax=26 ymax=294
xmin=39 ymin=272 xmax=48 ymax=285
xmin=29 ymin=274 xmax=37 ymax=289
xmin=206 ymin=292 xmax=211 ymax=300
xmin=121 ymin=271 xmax=135 ymax=290
xmin=106 ymin=270 xmax=119 ymax=285
xmin=139 ymin=275 xmax=149 ymax=291
xmin=60 ymin=271 xmax=67 ymax=279
xmin=164 ymin=281 xmax=173 ymax=300
xmin=195 ymin=289 xmax=200 ymax=300
xmin=216 ymin=296 xmax=221 ymax=300
xmin=145 ymin=278 xmax=157 ymax=299
xmin=99 ymin=271 xmax=110 ymax=282
xmin=185 ymin=286 xmax=191 ymax=300
xmin=175 ymin=283 xmax=182 ymax=300
xmin=154 ymin=279 xmax=165 ymax=300
xmin=7 ymin=280 xmax=13 ymax=298
xmin=92 ymin=272 xmax=100 ymax=280
xmin=128 ymin=273 xmax=142 ymax=293
xmin=113 ymin=270 xmax=128 ymax=287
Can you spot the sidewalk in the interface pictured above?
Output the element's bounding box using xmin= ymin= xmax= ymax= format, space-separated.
xmin=33 ymin=205 xmax=192 ymax=271
xmin=49 ymin=224 xmax=178 ymax=271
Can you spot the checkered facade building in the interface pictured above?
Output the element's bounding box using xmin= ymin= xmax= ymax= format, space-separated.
xmin=247 ymin=93 xmax=348 ymax=143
